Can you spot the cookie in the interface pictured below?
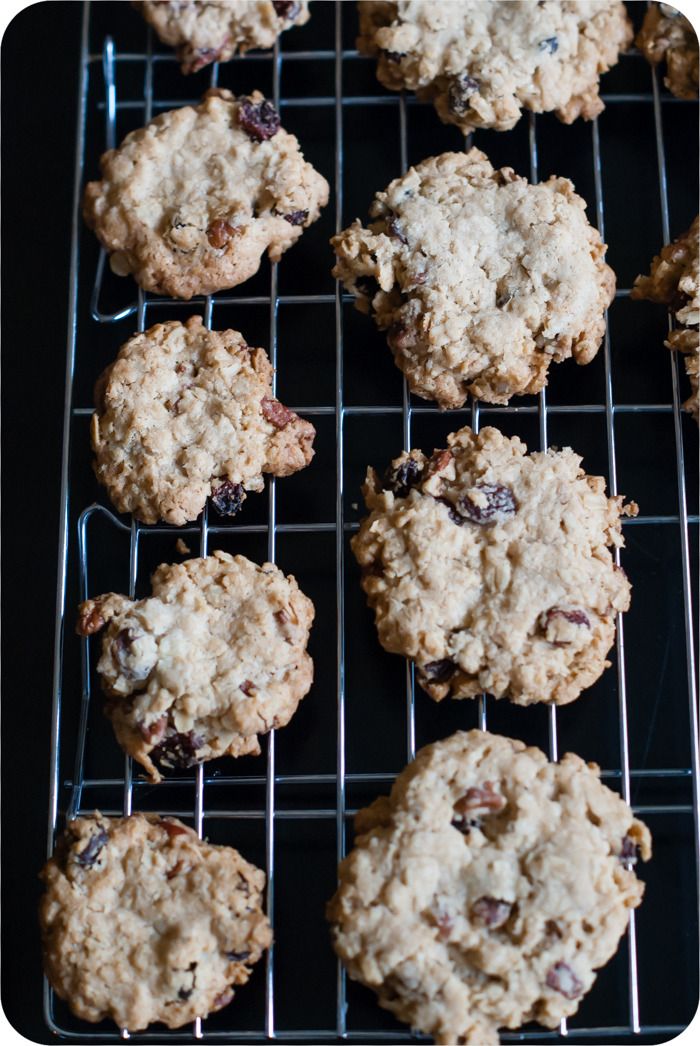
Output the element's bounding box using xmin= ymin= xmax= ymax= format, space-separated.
xmin=135 ymin=1 xmax=310 ymax=73
xmin=636 ymin=3 xmax=699 ymax=100
xmin=631 ymin=216 xmax=699 ymax=422
xmin=332 ymin=148 xmax=614 ymax=408
xmin=76 ymin=551 xmax=314 ymax=781
xmin=358 ymin=1 xmax=633 ymax=134
xmin=83 ymin=87 xmax=329 ymax=299
xmin=92 ymin=316 xmax=315 ymax=525
xmin=328 ymin=729 xmax=651 ymax=1046
xmin=351 ymin=425 xmax=637 ymax=706
xmin=40 ymin=813 xmax=272 ymax=1030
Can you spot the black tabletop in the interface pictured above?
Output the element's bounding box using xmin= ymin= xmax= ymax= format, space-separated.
xmin=2 ymin=2 xmax=83 ymax=1042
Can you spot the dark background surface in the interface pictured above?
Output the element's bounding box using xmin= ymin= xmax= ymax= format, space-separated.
xmin=2 ymin=2 xmax=82 ymax=1042
xmin=2 ymin=2 xmax=699 ymax=1044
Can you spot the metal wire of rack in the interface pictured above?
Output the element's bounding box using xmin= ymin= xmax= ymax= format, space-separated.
xmin=45 ymin=2 xmax=698 ymax=1042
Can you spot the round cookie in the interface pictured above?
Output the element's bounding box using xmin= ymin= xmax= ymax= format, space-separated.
xmin=135 ymin=1 xmax=310 ymax=74
xmin=332 ymin=148 xmax=615 ymax=408
xmin=631 ymin=216 xmax=699 ymax=422
xmin=358 ymin=1 xmax=633 ymax=135
xmin=76 ymin=551 xmax=314 ymax=782
xmin=40 ymin=813 xmax=272 ymax=1030
xmin=92 ymin=317 xmax=315 ymax=525
xmin=83 ymin=87 xmax=329 ymax=299
xmin=328 ymin=729 xmax=651 ymax=1046
xmin=636 ymin=3 xmax=699 ymax=101
xmin=351 ymin=425 xmax=637 ymax=706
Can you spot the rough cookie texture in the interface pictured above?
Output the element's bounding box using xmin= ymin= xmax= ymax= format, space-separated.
xmin=328 ymin=730 xmax=651 ymax=1046
xmin=351 ymin=426 xmax=637 ymax=706
xmin=636 ymin=3 xmax=699 ymax=100
xmin=92 ymin=317 xmax=315 ymax=525
xmin=83 ymin=88 xmax=329 ymax=299
xmin=631 ymin=216 xmax=699 ymax=422
xmin=40 ymin=813 xmax=271 ymax=1030
xmin=76 ymin=552 xmax=314 ymax=781
xmin=135 ymin=1 xmax=310 ymax=73
xmin=333 ymin=149 xmax=614 ymax=408
xmin=358 ymin=1 xmax=633 ymax=134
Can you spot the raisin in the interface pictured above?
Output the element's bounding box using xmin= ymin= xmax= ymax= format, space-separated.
xmin=388 ymin=322 xmax=416 ymax=351
xmin=546 ymin=962 xmax=582 ymax=1000
xmin=383 ymin=458 xmax=424 ymax=497
xmin=434 ymin=911 xmax=454 ymax=940
xmin=178 ymin=987 xmax=192 ymax=1001
xmin=356 ymin=275 xmax=380 ymax=301
xmin=226 ymin=950 xmax=251 ymax=962
xmin=211 ymin=480 xmax=245 ymax=518
xmin=238 ymin=98 xmax=280 ymax=142
xmin=545 ymin=607 xmax=590 ymax=629
xmin=448 ymin=73 xmax=480 ymax=115
xmin=240 ymin=680 xmax=256 ymax=696
xmin=539 ymin=37 xmax=559 ymax=53
xmin=471 ymin=897 xmax=512 ymax=928
xmin=152 ymin=731 xmax=204 ymax=770
xmin=386 ymin=216 xmax=408 ymax=245
xmin=273 ymin=0 xmax=299 ymax=17
xmin=275 ymin=609 xmax=291 ymax=625
xmin=454 ymin=484 xmax=517 ymax=525
xmin=620 ymin=835 xmax=640 ymax=864
xmin=283 ymin=209 xmax=308 ymax=226
xmin=261 ymin=396 xmax=295 ymax=429
xmin=421 ymin=659 xmax=456 ymax=684
xmin=384 ymin=50 xmax=406 ymax=62
xmin=207 ymin=219 xmax=235 ymax=248
xmin=114 ymin=628 xmax=134 ymax=654
xmin=76 ymin=829 xmax=109 ymax=868
xmin=436 ymin=497 xmax=465 ymax=525
xmin=189 ymin=47 xmax=226 ymax=74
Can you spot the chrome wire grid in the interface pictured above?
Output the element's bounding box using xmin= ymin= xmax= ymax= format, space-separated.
xmin=46 ymin=2 xmax=698 ymax=1042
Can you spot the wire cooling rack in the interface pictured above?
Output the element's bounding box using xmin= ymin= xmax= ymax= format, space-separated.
xmin=46 ymin=2 xmax=699 ymax=1042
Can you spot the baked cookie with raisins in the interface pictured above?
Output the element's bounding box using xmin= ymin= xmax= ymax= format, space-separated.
xmin=358 ymin=1 xmax=632 ymax=134
xmin=76 ymin=551 xmax=314 ymax=781
xmin=328 ymin=729 xmax=651 ymax=1046
xmin=636 ymin=3 xmax=698 ymax=100
xmin=92 ymin=317 xmax=315 ymax=525
xmin=332 ymin=149 xmax=614 ymax=408
xmin=351 ymin=425 xmax=637 ymax=706
xmin=631 ymin=215 xmax=699 ymax=422
xmin=83 ymin=88 xmax=329 ymax=299
xmin=135 ymin=1 xmax=310 ymax=74
xmin=40 ymin=813 xmax=271 ymax=1030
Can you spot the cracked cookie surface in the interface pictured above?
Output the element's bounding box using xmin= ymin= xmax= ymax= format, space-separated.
xmin=135 ymin=1 xmax=310 ymax=73
xmin=76 ymin=551 xmax=314 ymax=781
xmin=40 ymin=813 xmax=271 ymax=1030
xmin=631 ymin=216 xmax=699 ymax=422
xmin=636 ymin=3 xmax=699 ymax=100
xmin=358 ymin=1 xmax=632 ymax=134
xmin=92 ymin=317 xmax=315 ymax=525
xmin=332 ymin=149 xmax=614 ymax=408
xmin=328 ymin=729 xmax=651 ymax=1046
xmin=351 ymin=426 xmax=637 ymax=706
xmin=83 ymin=87 xmax=329 ymax=299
